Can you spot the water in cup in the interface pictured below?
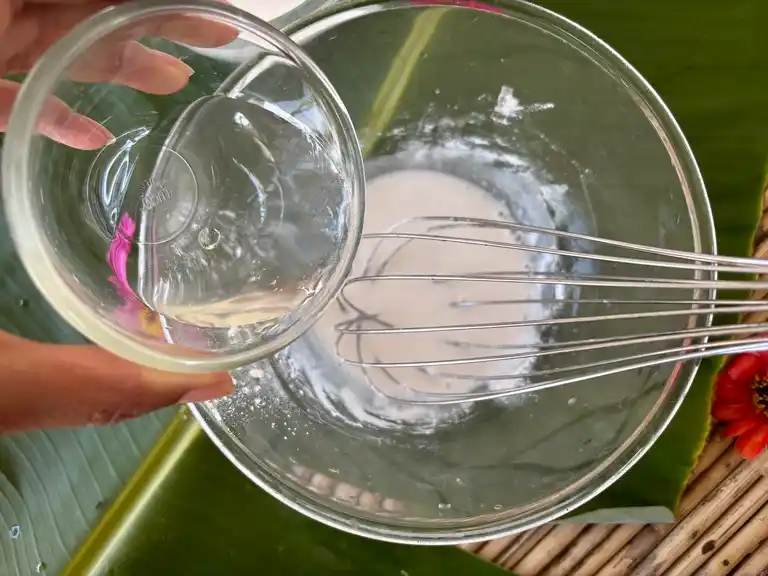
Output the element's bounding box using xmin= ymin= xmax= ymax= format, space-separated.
xmin=95 ymin=80 xmax=350 ymax=349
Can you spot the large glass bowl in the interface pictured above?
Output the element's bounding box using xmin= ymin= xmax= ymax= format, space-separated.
xmin=192 ymin=0 xmax=713 ymax=543
xmin=2 ymin=1 xmax=365 ymax=373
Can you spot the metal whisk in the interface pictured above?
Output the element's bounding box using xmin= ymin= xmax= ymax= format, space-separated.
xmin=330 ymin=216 xmax=768 ymax=406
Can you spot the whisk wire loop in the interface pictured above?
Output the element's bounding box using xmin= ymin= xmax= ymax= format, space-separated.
xmin=331 ymin=217 xmax=768 ymax=406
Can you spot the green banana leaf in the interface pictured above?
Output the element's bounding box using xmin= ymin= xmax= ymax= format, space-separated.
xmin=547 ymin=0 xmax=768 ymax=520
xmin=0 ymin=206 xmax=175 ymax=576
xmin=0 ymin=0 xmax=767 ymax=574
xmin=65 ymin=412 xmax=509 ymax=576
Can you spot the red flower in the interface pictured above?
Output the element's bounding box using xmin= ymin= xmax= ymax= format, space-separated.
xmin=713 ymin=352 xmax=768 ymax=459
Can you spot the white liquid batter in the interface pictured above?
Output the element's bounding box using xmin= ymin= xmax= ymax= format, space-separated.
xmin=305 ymin=169 xmax=555 ymax=428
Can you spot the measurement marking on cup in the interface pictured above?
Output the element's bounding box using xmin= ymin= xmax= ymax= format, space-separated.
xmin=140 ymin=179 xmax=172 ymax=211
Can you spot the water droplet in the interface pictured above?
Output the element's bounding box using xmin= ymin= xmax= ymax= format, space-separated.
xmin=9 ymin=525 xmax=20 ymax=539
xmin=438 ymin=502 xmax=451 ymax=510
xmin=36 ymin=561 xmax=46 ymax=573
xmin=198 ymin=227 xmax=221 ymax=250
xmin=493 ymin=504 xmax=503 ymax=510
xmin=17 ymin=298 xmax=29 ymax=308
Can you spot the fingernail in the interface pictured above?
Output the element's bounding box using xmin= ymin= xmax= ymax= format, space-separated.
xmin=174 ymin=58 xmax=195 ymax=77
xmin=47 ymin=114 xmax=115 ymax=150
xmin=151 ymin=50 xmax=195 ymax=78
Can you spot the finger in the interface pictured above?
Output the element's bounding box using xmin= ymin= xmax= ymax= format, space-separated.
xmin=69 ymin=39 xmax=195 ymax=95
xmin=144 ymin=15 xmax=239 ymax=48
xmin=44 ymin=5 xmax=237 ymax=51
xmin=0 ymin=332 xmax=233 ymax=434
xmin=0 ymin=13 xmax=38 ymax=69
xmin=0 ymin=78 xmax=114 ymax=149
xmin=0 ymin=0 xmax=24 ymax=34
xmin=0 ymin=0 xmax=16 ymax=35
xmin=4 ymin=5 xmax=237 ymax=76
xmin=6 ymin=35 xmax=195 ymax=98
xmin=56 ymin=13 xmax=239 ymax=52
xmin=2 ymin=2 xmax=116 ymax=73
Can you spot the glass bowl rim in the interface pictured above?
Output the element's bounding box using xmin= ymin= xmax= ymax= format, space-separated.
xmin=191 ymin=0 xmax=715 ymax=544
xmin=1 ymin=0 xmax=366 ymax=373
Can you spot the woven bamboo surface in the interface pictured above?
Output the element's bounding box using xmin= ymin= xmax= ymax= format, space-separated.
xmin=465 ymin=185 xmax=768 ymax=576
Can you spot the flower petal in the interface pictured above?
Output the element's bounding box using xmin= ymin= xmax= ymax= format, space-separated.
xmin=712 ymin=400 xmax=758 ymax=422
xmin=715 ymin=375 xmax=753 ymax=403
xmin=722 ymin=353 xmax=762 ymax=387
xmin=722 ymin=415 xmax=766 ymax=438
xmin=735 ymin=424 xmax=768 ymax=459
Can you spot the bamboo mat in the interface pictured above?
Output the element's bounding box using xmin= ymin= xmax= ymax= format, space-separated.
xmin=465 ymin=185 xmax=768 ymax=576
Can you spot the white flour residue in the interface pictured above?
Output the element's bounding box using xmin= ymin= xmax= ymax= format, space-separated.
xmin=285 ymin=168 xmax=564 ymax=432
xmin=492 ymin=86 xmax=554 ymax=124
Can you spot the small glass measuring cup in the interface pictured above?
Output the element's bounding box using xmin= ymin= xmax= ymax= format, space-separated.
xmin=2 ymin=1 xmax=365 ymax=373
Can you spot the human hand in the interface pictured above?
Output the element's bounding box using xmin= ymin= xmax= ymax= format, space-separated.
xmin=0 ymin=331 xmax=233 ymax=433
xmin=0 ymin=0 xmax=238 ymax=148
xmin=0 ymin=0 xmax=237 ymax=434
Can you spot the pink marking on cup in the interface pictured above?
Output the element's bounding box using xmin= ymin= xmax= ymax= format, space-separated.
xmin=107 ymin=213 xmax=163 ymax=337
xmin=107 ymin=213 xmax=137 ymax=301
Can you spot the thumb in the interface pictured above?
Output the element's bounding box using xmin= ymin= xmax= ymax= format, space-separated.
xmin=0 ymin=332 xmax=233 ymax=434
